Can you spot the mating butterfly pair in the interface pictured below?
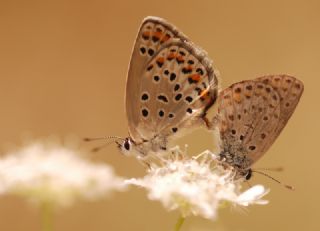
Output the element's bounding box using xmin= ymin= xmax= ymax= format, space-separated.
xmin=117 ymin=16 xmax=304 ymax=180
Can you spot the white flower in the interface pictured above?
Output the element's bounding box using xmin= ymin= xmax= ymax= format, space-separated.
xmin=126 ymin=148 xmax=269 ymax=220
xmin=0 ymin=141 xmax=126 ymax=207
xmin=235 ymin=185 xmax=269 ymax=206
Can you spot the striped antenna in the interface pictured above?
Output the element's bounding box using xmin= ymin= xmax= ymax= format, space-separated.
xmin=83 ymin=136 xmax=124 ymax=142
xmin=83 ymin=136 xmax=124 ymax=152
xmin=252 ymin=170 xmax=294 ymax=190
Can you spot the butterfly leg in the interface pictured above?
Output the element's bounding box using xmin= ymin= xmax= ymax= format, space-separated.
xmin=193 ymin=149 xmax=220 ymax=166
xmin=202 ymin=114 xmax=219 ymax=130
xmin=136 ymin=156 xmax=152 ymax=170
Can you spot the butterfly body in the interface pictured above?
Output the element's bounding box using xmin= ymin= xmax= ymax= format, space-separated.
xmin=118 ymin=135 xmax=169 ymax=156
xmin=215 ymin=75 xmax=304 ymax=179
xmin=120 ymin=16 xmax=219 ymax=158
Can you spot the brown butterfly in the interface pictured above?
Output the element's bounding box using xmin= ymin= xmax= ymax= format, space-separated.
xmin=214 ymin=75 xmax=303 ymax=181
xmin=117 ymin=16 xmax=219 ymax=158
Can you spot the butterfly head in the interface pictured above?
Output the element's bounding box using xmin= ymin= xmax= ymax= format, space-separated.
xmin=116 ymin=137 xmax=144 ymax=157
xmin=116 ymin=137 xmax=131 ymax=155
xmin=230 ymin=166 xmax=253 ymax=181
xmin=242 ymin=168 xmax=252 ymax=180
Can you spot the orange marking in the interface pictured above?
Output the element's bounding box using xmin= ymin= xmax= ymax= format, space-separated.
xmin=176 ymin=56 xmax=185 ymax=62
xmin=153 ymin=31 xmax=162 ymax=39
xmin=244 ymin=91 xmax=252 ymax=98
xmin=167 ymin=53 xmax=176 ymax=59
xmin=233 ymin=93 xmax=241 ymax=103
xmin=191 ymin=74 xmax=201 ymax=82
xmin=184 ymin=66 xmax=193 ymax=72
xmin=142 ymin=31 xmax=150 ymax=38
xmin=156 ymin=57 xmax=165 ymax=64
xmin=161 ymin=34 xmax=171 ymax=42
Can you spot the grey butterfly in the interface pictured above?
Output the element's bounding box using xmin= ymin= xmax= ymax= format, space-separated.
xmin=214 ymin=75 xmax=304 ymax=180
xmin=118 ymin=16 xmax=219 ymax=158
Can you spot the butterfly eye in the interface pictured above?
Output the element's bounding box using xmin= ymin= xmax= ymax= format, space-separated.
xmin=124 ymin=139 xmax=130 ymax=151
xmin=245 ymin=169 xmax=252 ymax=180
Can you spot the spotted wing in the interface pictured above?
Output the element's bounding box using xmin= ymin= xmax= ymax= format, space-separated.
xmin=126 ymin=16 xmax=190 ymax=143
xmin=137 ymin=41 xmax=218 ymax=142
xmin=126 ymin=16 xmax=218 ymax=144
xmin=255 ymin=75 xmax=304 ymax=141
xmin=216 ymin=75 xmax=303 ymax=168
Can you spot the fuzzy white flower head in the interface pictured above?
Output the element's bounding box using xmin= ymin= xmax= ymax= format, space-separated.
xmin=0 ymin=141 xmax=126 ymax=207
xmin=126 ymin=147 xmax=269 ymax=220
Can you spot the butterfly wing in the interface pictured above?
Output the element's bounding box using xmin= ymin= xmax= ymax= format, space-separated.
xmin=256 ymin=75 xmax=304 ymax=140
xmin=126 ymin=16 xmax=189 ymax=143
xmin=126 ymin=17 xmax=218 ymax=146
xmin=139 ymin=41 xmax=218 ymax=141
xmin=216 ymin=75 xmax=303 ymax=168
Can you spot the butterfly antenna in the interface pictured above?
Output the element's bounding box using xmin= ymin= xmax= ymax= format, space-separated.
xmin=83 ymin=136 xmax=124 ymax=152
xmin=254 ymin=167 xmax=284 ymax=172
xmin=252 ymin=170 xmax=294 ymax=191
xmin=90 ymin=139 xmax=118 ymax=152
xmin=83 ymin=136 xmax=124 ymax=142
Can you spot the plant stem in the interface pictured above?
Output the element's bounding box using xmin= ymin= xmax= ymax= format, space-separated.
xmin=174 ymin=215 xmax=185 ymax=231
xmin=40 ymin=201 xmax=54 ymax=231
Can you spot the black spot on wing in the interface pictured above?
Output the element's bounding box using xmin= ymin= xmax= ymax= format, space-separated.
xmin=157 ymin=95 xmax=169 ymax=103
xmin=148 ymin=49 xmax=154 ymax=56
xmin=172 ymin=127 xmax=178 ymax=133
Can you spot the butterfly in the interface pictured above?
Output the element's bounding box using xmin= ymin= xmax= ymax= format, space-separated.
xmin=117 ymin=16 xmax=219 ymax=158
xmin=214 ymin=75 xmax=303 ymax=180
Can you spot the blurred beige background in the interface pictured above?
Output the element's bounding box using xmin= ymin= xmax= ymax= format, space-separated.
xmin=0 ymin=0 xmax=319 ymax=230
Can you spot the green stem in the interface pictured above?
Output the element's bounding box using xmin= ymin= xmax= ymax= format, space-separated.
xmin=174 ymin=215 xmax=185 ymax=231
xmin=40 ymin=201 xmax=54 ymax=231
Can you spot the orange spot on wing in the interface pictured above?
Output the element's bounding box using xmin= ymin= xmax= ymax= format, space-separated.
xmin=191 ymin=74 xmax=201 ymax=82
xmin=167 ymin=53 xmax=176 ymax=59
xmin=233 ymin=93 xmax=241 ymax=103
xmin=156 ymin=57 xmax=165 ymax=64
xmin=183 ymin=66 xmax=193 ymax=74
xmin=161 ymin=34 xmax=171 ymax=42
xmin=153 ymin=31 xmax=162 ymax=39
xmin=185 ymin=66 xmax=193 ymax=72
xmin=177 ymin=56 xmax=185 ymax=62
xmin=244 ymin=91 xmax=252 ymax=98
xmin=142 ymin=31 xmax=150 ymax=38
